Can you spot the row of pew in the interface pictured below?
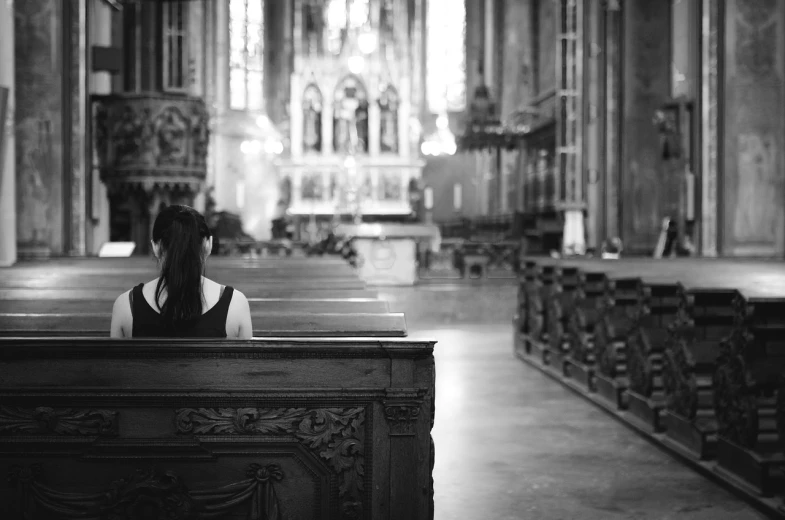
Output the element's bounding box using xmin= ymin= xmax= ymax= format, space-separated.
xmin=0 ymin=256 xmax=435 ymax=519
xmin=514 ymin=256 xmax=785 ymax=518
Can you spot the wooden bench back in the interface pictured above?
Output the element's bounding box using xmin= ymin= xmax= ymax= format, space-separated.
xmin=0 ymin=337 xmax=435 ymax=519
xmin=0 ymin=287 xmax=379 ymax=300
xmin=0 ymin=312 xmax=408 ymax=337
xmin=0 ymin=297 xmax=390 ymax=314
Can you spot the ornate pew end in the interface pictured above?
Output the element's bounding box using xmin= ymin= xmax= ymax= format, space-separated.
xmin=714 ymin=437 xmax=785 ymax=497
xmin=593 ymin=278 xmax=644 ymax=411
xmin=661 ymin=410 xmax=717 ymax=461
xmin=564 ymin=355 xmax=596 ymax=392
xmin=595 ymin=370 xmax=628 ymax=411
xmin=625 ymin=324 xmax=670 ymax=434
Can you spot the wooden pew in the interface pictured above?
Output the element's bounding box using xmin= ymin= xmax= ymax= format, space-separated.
xmin=0 ymin=256 xmax=435 ymax=518
xmin=0 ymin=297 xmax=389 ymax=314
xmin=0 ymin=312 xmax=407 ymax=337
xmin=0 ymin=336 xmax=435 ymax=519
xmin=0 ymin=276 xmax=368 ymax=291
xmin=514 ymin=256 xmax=785 ymax=513
xmin=0 ymin=287 xmax=379 ymax=300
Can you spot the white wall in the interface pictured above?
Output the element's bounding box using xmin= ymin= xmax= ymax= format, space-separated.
xmin=0 ymin=0 xmax=17 ymax=266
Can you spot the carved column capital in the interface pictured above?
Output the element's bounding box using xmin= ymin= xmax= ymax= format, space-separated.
xmin=383 ymin=388 xmax=426 ymax=437
xmin=383 ymin=402 xmax=421 ymax=436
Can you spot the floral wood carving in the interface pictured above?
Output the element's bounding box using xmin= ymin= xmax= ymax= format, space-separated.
xmin=8 ymin=462 xmax=283 ymax=520
xmin=176 ymin=407 xmax=365 ymax=515
xmin=661 ymin=336 xmax=698 ymax=420
xmin=777 ymin=378 xmax=785 ymax=455
xmin=0 ymin=406 xmax=117 ymax=436
xmin=713 ymin=345 xmax=759 ymax=449
xmin=712 ymin=294 xmax=762 ymax=449
xmin=626 ymin=327 xmax=650 ymax=395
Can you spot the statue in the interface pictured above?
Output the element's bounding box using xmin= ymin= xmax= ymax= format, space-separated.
xmin=379 ymin=86 xmax=398 ymax=153
xmin=333 ymin=78 xmax=369 ymax=153
xmin=303 ymin=84 xmax=323 ymax=153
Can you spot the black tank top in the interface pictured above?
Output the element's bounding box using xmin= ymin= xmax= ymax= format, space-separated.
xmin=130 ymin=283 xmax=234 ymax=338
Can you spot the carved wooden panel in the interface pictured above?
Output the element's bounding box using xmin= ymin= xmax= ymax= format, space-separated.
xmin=621 ymin=0 xmax=672 ymax=253
xmin=722 ymin=0 xmax=785 ymax=256
xmin=0 ymin=338 xmax=436 ymax=520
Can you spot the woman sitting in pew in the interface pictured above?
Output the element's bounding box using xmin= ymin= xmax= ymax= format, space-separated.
xmin=110 ymin=205 xmax=253 ymax=338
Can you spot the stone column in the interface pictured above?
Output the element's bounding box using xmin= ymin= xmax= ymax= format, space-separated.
xmin=0 ymin=0 xmax=16 ymax=266
xmin=88 ymin=0 xmax=115 ymax=254
xmin=484 ymin=0 xmax=496 ymax=95
xmin=584 ymin=0 xmax=601 ymax=247
xmin=369 ymin=98 xmax=381 ymax=156
xmin=291 ymin=74 xmax=304 ymax=157
xmin=188 ymin=0 xmax=205 ymax=97
xmin=15 ymin=0 xmax=65 ymax=257
xmin=700 ymin=0 xmax=719 ymax=256
xmin=322 ymin=87 xmax=333 ymax=157
xmin=67 ymin=0 xmax=89 ymax=256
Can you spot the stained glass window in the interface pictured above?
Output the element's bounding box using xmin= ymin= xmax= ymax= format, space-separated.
xmin=230 ymin=0 xmax=264 ymax=111
xmin=163 ymin=1 xmax=188 ymax=91
xmin=427 ymin=0 xmax=466 ymax=113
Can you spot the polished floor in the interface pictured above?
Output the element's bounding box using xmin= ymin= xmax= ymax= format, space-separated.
xmin=381 ymin=285 xmax=768 ymax=520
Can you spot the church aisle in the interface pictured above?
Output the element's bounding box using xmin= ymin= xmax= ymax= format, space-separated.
xmin=413 ymin=324 xmax=766 ymax=520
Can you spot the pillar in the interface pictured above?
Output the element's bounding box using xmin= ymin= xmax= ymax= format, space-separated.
xmin=88 ymin=0 xmax=114 ymax=255
xmin=15 ymin=0 xmax=65 ymax=258
xmin=0 ymin=0 xmax=16 ymax=266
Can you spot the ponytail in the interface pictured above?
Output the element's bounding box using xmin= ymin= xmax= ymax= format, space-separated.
xmin=151 ymin=205 xmax=211 ymax=332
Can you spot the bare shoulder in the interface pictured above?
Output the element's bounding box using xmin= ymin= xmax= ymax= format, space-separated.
xmin=229 ymin=288 xmax=250 ymax=310
xmin=112 ymin=289 xmax=132 ymax=314
xmin=110 ymin=289 xmax=133 ymax=338
xmin=226 ymin=288 xmax=252 ymax=339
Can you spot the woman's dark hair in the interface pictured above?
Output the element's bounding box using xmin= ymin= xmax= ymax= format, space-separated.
xmin=151 ymin=205 xmax=211 ymax=330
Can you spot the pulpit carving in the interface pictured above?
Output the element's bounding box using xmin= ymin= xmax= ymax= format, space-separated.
xmin=92 ymin=93 xmax=209 ymax=194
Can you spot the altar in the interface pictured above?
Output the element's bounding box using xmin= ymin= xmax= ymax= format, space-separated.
xmin=335 ymin=223 xmax=440 ymax=286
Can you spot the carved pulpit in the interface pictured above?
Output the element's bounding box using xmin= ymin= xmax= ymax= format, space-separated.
xmin=92 ymin=93 xmax=210 ymax=252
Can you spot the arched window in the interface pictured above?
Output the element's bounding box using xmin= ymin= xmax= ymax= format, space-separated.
xmin=333 ymin=75 xmax=368 ymax=154
xmin=302 ymin=84 xmax=323 ymax=153
xmin=378 ymin=84 xmax=399 ymax=154
xmin=229 ymin=0 xmax=264 ymax=110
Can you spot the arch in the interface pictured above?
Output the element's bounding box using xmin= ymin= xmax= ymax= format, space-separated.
xmin=302 ymin=83 xmax=323 ymax=153
xmin=333 ymin=75 xmax=369 ymax=154
xmin=378 ymin=83 xmax=399 ymax=153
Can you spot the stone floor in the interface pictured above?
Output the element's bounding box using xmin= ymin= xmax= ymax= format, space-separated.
xmin=382 ymin=285 xmax=769 ymax=520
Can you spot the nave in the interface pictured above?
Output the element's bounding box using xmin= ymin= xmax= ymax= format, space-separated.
xmin=394 ymin=287 xmax=766 ymax=520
